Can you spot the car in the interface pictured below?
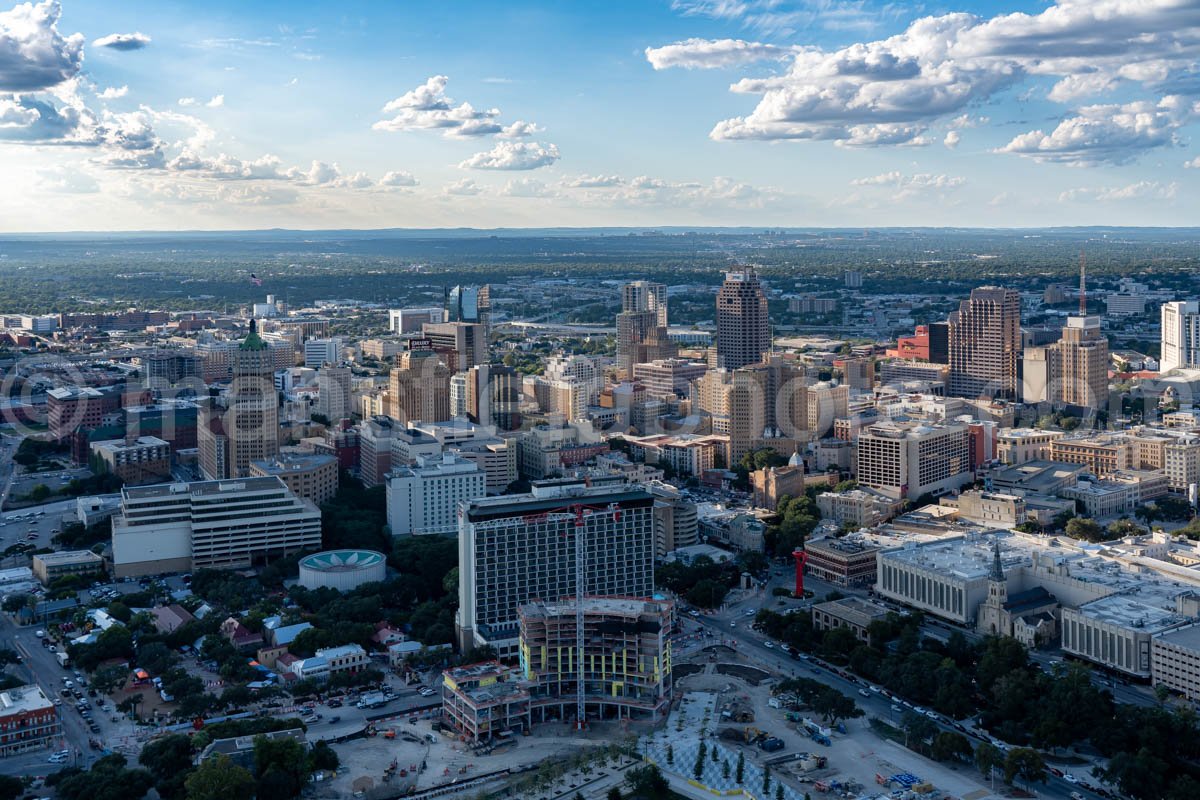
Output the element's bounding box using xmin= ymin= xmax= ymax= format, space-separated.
xmin=36 ymin=629 xmax=45 ymax=638
xmin=327 ymin=716 xmax=341 ymax=724
xmin=328 ymin=699 xmax=342 ymax=708
xmin=1064 ymin=774 xmax=1079 ymax=784
xmin=729 ymin=621 xmax=736 ymax=628
xmin=53 ymin=699 xmax=62 ymax=706
xmin=763 ymin=641 xmax=774 ymax=649
xmin=687 ymin=610 xmax=699 ymax=617
xmin=869 ymin=685 xmax=881 ymax=693
xmin=891 ymin=704 xmax=902 ymax=713
xmin=858 ymin=689 xmax=870 ymax=698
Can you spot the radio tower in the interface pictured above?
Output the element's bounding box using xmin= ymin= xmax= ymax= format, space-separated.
xmin=1079 ymin=250 xmax=1087 ymax=315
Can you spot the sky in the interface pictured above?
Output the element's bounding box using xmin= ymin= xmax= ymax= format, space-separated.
xmin=1 ymin=0 xmax=1200 ymax=231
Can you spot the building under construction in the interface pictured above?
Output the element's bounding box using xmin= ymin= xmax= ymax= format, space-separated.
xmin=518 ymin=596 xmax=673 ymax=723
xmin=441 ymin=661 xmax=530 ymax=744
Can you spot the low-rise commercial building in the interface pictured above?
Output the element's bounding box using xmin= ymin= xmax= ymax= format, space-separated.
xmin=31 ymin=550 xmax=105 ymax=586
xmin=0 ymin=686 xmax=60 ymax=756
xmin=1059 ymin=471 xmax=1169 ymax=518
xmin=816 ymin=489 xmax=904 ymax=529
xmin=811 ymin=597 xmax=890 ymax=642
xmin=805 ymin=537 xmax=881 ymax=587
xmin=90 ymin=435 xmax=172 ymax=485
xmin=1152 ymin=619 xmax=1200 ymax=700
xmin=1062 ymin=595 xmax=1185 ymax=679
xmin=949 ymin=490 xmax=1026 ymax=528
xmin=292 ymin=644 xmax=369 ymax=681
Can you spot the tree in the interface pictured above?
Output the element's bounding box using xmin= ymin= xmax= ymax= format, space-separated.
xmin=0 ymin=775 xmax=24 ymax=800
xmin=666 ymin=743 xmax=673 ymax=765
xmin=688 ymin=579 xmax=729 ymax=610
xmin=625 ymin=763 xmax=668 ymax=799
xmin=736 ymin=750 xmax=744 ymax=783
xmin=1108 ymin=518 xmax=1143 ymax=539
xmin=776 ymin=784 xmax=785 ymax=800
xmin=1065 ymin=516 xmax=1106 ymax=542
xmin=254 ymin=735 xmax=308 ymax=798
xmin=693 ymin=740 xmax=707 ymax=781
xmin=308 ymin=740 xmax=339 ymax=773
xmin=974 ymin=742 xmax=1002 ymax=779
xmin=186 ymin=755 xmax=254 ymax=800
xmin=722 ymin=760 xmax=730 ymax=780
xmin=606 ymin=788 xmax=623 ymax=800
xmin=1003 ymin=748 xmax=1046 ymax=789
xmin=931 ymin=731 xmax=973 ymax=763
xmin=54 ymin=753 xmax=154 ymax=800
xmin=762 ymin=764 xmax=771 ymax=794
xmin=139 ymin=734 xmax=194 ymax=799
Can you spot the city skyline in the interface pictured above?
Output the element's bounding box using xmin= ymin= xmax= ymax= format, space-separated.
xmin=0 ymin=0 xmax=1198 ymax=231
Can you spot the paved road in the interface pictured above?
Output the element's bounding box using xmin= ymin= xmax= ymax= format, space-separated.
xmin=1 ymin=619 xmax=137 ymax=777
xmin=693 ymin=593 xmax=1114 ymax=800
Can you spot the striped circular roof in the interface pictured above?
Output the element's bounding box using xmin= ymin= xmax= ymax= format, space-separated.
xmin=299 ymin=549 xmax=385 ymax=572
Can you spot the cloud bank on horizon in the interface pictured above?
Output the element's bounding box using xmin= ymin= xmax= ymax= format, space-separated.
xmin=0 ymin=0 xmax=1197 ymax=230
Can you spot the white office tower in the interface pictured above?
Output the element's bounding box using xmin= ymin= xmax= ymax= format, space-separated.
xmin=304 ymin=337 xmax=343 ymax=368
xmin=386 ymin=453 xmax=486 ymax=537
xmin=544 ymin=354 xmax=603 ymax=406
xmin=456 ymin=481 xmax=654 ymax=658
xmin=1161 ymin=301 xmax=1200 ymax=373
xmin=111 ymin=477 xmax=321 ymax=577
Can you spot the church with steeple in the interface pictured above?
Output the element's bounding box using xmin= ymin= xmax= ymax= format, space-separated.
xmin=976 ymin=538 xmax=1060 ymax=647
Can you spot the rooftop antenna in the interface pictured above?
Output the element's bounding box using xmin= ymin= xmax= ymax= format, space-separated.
xmin=1079 ymin=250 xmax=1087 ymax=316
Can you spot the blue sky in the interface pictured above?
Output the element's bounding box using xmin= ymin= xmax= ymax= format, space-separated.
xmin=1 ymin=0 xmax=1198 ymax=230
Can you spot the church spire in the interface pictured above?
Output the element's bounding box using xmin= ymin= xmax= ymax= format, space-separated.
xmin=989 ymin=539 xmax=1005 ymax=583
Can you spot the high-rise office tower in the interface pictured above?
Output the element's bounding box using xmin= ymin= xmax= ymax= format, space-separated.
xmin=1161 ymin=301 xmax=1200 ymax=373
xmin=716 ymin=268 xmax=770 ymax=371
xmin=464 ymin=364 xmax=522 ymax=431
xmin=616 ymin=310 xmax=657 ymax=375
xmin=422 ymin=321 xmax=487 ymax=373
xmin=389 ymin=350 xmax=451 ymax=424
xmin=616 ymin=281 xmax=668 ymax=377
xmin=456 ymin=482 xmax=654 ymax=656
xmin=447 ymin=285 xmax=492 ymax=332
xmin=947 ymin=287 xmax=1020 ymax=400
xmin=228 ymin=321 xmax=280 ymax=476
xmin=621 ymin=281 xmax=667 ymax=327
xmin=315 ymin=364 xmax=352 ymax=424
xmin=1054 ymin=315 xmax=1109 ymax=410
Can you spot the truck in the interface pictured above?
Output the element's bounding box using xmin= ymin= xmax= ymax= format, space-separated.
xmin=55 ymin=651 xmax=69 ymax=668
xmin=357 ymin=691 xmax=388 ymax=709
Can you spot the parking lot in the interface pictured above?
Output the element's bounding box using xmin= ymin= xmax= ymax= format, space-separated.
xmin=5 ymin=465 xmax=93 ymax=507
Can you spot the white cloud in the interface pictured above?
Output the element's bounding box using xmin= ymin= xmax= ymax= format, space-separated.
xmin=374 ymin=75 xmax=502 ymax=137
xmin=851 ymin=171 xmax=965 ymax=199
xmin=498 ymin=120 xmax=541 ymax=138
xmin=943 ymin=130 xmax=960 ymax=149
xmin=98 ymin=85 xmax=128 ymax=100
xmin=206 ymin=94 xmax=224 ymax=108
xmin=562 ymin=174 xmax=625 ymax=188
xmin=997 ymin=96 xmax=1198 ymax=166
xmin=458 ymin=141 xmax=560 ymax=170
xmin=501 ymin=178 xmax=557 ymax=198
xmin=379 ymin=170 xmax=418 ymax=187
xmin=443 ymin=178 xmax=482 ymax=196
xmin=0 ymin=95 xmax=38 ymax=126
xmin=0 ymin=0 xmax=84 ymax=91
xmin=645 ymin=38 xmax=796 ymax=70
xmin=92 ymin=31 xmax=151 ymax=51
xmin=1059 ymin=180 xmax=1179 ymax=202
xmin=655 ymin=1 xmax=1200 ymax=160
xmin=1186 ymin=156 xmax=1200 ymax=168
xmin=177 ymin=97 xmax=197 ymax=107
